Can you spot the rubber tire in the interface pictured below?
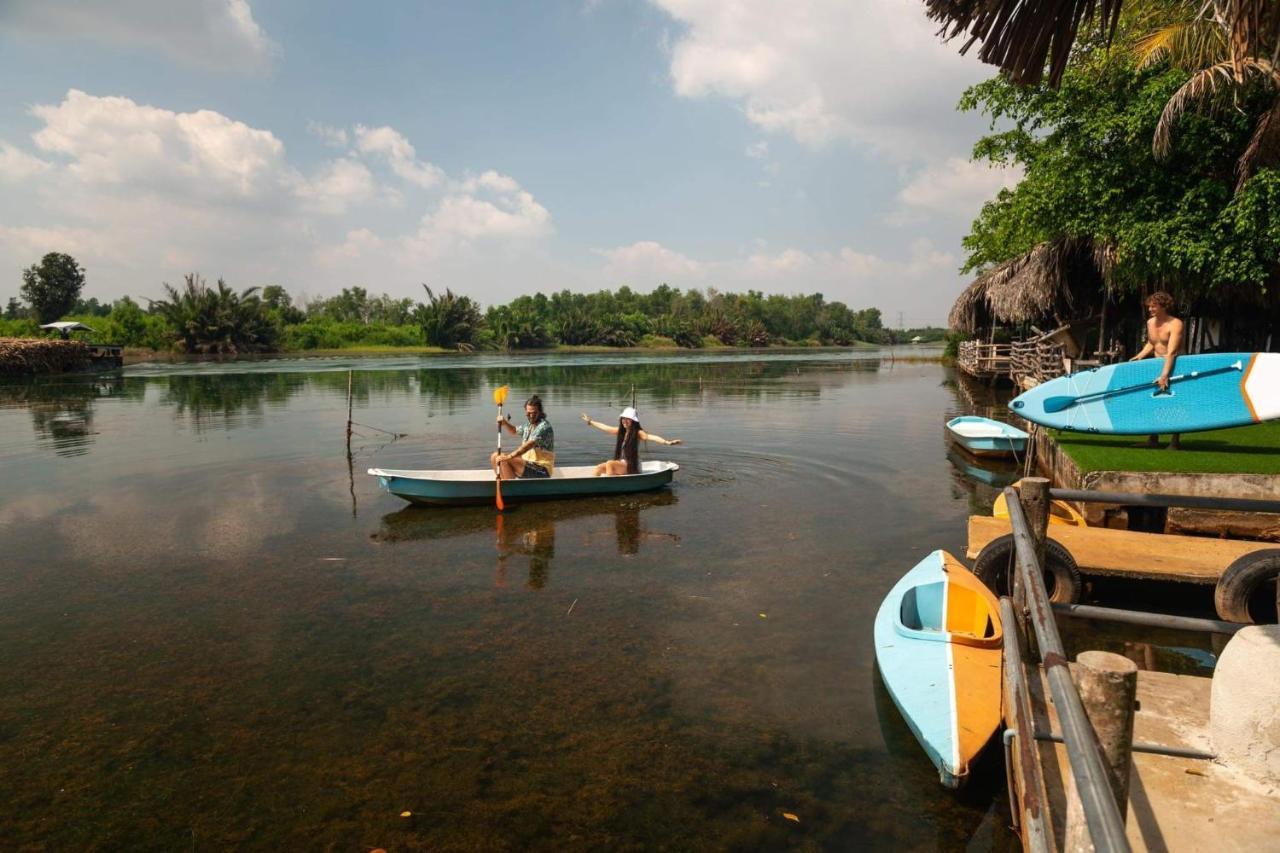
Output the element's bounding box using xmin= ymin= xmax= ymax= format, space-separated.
xmin=1214 ymin=549 xmax=1280 ymax=624
xmin=972 ymin=534 xmax=1082 ymax=604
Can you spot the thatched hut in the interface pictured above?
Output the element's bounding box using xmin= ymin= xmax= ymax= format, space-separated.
xmin=951 ymin=238 xmax=1109 ymax=335
xmin=951 ymin=233 xmax=1279 ymax=385
xmin=949 ymin=237 xmax=1128 ymax=383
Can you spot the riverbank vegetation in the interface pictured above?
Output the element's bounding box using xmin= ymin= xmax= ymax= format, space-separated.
xmin=4 ymin=267 xmax=913 ymax=354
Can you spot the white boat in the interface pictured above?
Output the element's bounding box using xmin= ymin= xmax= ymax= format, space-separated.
xmin=369 ymin=461 xmax=679 ymax=506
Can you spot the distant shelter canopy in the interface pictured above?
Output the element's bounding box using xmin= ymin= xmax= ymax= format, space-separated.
xmin=40 ymin=322 xmax=97 ymax=339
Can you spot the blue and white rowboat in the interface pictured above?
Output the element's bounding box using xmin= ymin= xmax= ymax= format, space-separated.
xmin=369 ymin=461 xmax=679 ymax=506
xmin=874 ymin=550 xmax=1004 ymax=788
xmin=946 ymin=416 xmax=1029 ymax=457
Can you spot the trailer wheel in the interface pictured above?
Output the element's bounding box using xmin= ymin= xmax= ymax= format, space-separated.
xmin=1214 ymin=550 xmax=1280 ymax=624
xmin=972 ymin=534 xmax=1082 ymax=604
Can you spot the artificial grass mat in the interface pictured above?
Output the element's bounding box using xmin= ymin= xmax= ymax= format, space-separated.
xmin=1051 ymin=421 xmax=1280 ymax=475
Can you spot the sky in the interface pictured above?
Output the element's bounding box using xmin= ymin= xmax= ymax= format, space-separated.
xmin=0 ymin=0 xmax=1020 ymax=327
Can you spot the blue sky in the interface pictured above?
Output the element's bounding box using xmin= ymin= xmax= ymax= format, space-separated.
xmin=0 ymin=0 xmax=1019 ymax=326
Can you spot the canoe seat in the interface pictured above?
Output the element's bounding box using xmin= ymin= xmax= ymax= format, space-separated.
xmin=898 ymin=581 xmax=1000 ymax=645
xmin=899 ymin=582 xmax=947 ymax=633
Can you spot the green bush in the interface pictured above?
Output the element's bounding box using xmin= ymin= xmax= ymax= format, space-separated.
xmin=282 ymin=320 xmax=424 ymax=350
xmin=0 ymin=318 xmax=40 ymax=337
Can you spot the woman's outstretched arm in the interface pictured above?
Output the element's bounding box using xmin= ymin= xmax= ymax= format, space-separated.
xmin=580 ymin=413 xmax=619 ymax=434
xmin=638 ymin=430 xmax=682 ymax=446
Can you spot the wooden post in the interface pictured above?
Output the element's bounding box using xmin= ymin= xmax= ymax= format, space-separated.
xmin=1064 ymin=650 xmax=1139 ymax=851
xmin=346 ymin=369 xmax=354 ymax=452
xmin=1020 ymin=476 xmax=1051 ymax=581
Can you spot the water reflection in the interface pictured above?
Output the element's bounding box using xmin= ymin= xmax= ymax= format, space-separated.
xmin=945 ymin=445 xmax=1020 ymax=518
xmin=374 ymin=493 xmax=679 ymax=590
xmin=0 ymin=375 xmax=132 ymax=456
xmin=160 ymin=373 xmax=306 ymax=430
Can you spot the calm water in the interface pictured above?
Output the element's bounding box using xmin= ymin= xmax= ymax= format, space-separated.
xmin=0 ymin=351 xmax=1207 ymax=850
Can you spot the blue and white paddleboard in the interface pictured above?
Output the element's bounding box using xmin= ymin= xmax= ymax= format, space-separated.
xmin=1009 ymin=352 xmax=1280 ymax=434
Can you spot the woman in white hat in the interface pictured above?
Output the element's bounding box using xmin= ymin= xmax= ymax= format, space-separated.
xmin=580 ymin=406 xmax=681 ymax=476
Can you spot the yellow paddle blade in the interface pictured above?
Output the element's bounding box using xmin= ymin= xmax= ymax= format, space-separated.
xmin=493 ymin=385 xmax=509 ymax=406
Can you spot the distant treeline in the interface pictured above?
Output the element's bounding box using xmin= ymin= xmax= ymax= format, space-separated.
xmin=3 ymin=266 xmax=929 ymax=354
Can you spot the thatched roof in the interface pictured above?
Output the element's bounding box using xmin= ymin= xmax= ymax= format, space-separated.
xmin=947 ymin=276 xmax=993 ymax=333
xmin=926 ymin=0 xmax=1270 ymax=89
xmin=949 ymin=237 xmax=1110 ymax=333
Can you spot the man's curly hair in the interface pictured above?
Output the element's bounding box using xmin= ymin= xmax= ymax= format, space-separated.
xmin=1145 ymin=291 xmax=1175 ymax=311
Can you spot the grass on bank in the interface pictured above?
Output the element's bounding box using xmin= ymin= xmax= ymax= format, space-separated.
xmin=1051 ymin=421 xmax=1280 ymax=475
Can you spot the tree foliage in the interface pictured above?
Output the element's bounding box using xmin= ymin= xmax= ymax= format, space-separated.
xmin=5 ymin=270 xmax=892 ymax=353
xmin=149 ymin=274 xmax=279 ymax=353
xmin=960 ymin=56 xmax=1280 ymax=294
xmin=20 ymin=252 xmax=86 ymax=323
xmin=418 ymin=286 xmax=484 ymax=350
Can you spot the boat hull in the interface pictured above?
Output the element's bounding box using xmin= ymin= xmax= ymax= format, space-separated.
xmin=874 ymin=550 xmax=1003 ymax=788
xmin=1009 ymin=352 xmax=1280 ymax=434
xmin=946 ymin=416 xmax=1028 ymax=458
xmin=369 ymin=461 xmax=678 ymax=506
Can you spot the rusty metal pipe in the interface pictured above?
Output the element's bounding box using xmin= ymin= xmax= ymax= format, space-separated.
xmin=1003 ymin=489 xmax=1132 ymax=853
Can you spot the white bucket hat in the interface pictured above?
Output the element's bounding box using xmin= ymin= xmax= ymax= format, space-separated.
xmin=619 ymin=406 xmax=639 ymax=422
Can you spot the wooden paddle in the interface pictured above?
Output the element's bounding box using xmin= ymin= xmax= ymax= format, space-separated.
xmin=1039 ymin=360 xmax=1243 ymax=413
xmin=493 ymin=385 xmax=509 ymax=510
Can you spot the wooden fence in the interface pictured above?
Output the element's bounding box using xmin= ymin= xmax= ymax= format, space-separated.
xmin=956 ymin=340 xmax=1011 ymax=380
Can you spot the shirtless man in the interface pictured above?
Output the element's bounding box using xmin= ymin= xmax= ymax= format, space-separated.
xmin=1129 ymin=291 xmax=1183 ymax=449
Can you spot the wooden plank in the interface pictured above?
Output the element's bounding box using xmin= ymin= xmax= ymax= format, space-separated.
xmin=966 ymin=515 xmax=1267 ymax=584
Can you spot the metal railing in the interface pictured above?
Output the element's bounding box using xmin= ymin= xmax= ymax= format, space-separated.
xmin=1004 ymin=483 xmax=1132 ymax=853
xmin=1049 ymin=488 xmax=1280 ymax=515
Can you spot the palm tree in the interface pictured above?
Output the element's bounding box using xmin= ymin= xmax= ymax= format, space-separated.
xmin=149 ymin=274 xmax=278 ymax=353
xmin=926 ymin=0 xmax=1275 ymax=88
xmin=418 ymin=285 xmax=482 ymax=350
xmin=1132 ymin=1 xmax=1280 ymax=190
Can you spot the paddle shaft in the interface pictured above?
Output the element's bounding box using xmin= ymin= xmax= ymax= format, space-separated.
xmin=495 ymin=399 xmax=505 ymax=510
xmin=1043 ymin=361 xmax=1242 ymax=413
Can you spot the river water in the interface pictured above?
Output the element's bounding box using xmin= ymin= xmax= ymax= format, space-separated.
xmin=0 ymin=350 xmax=1208 ymax=849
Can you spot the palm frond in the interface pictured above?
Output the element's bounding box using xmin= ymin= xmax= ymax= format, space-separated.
xmin=928 ymin=0 xmax=1274 ymax=87
xmin=927 ymin=0 xmax=1125 ymax=86
xmin=1153 ymin=58 xmax=1278 ymax=157
xmin=1237 ymin=92 xmax=1280 ymax=188
xmin=1136 ymin=19 xmax=1228 ymax=70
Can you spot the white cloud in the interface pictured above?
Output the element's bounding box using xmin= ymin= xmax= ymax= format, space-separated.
xmin=1 ymin=90 xmax=556 ymax=305
xmin=650 ymin=0 xmax=992 ymax=159
xmin=744 ymin=140 xmax=768 ymax=159
xmin=306 ymin=121 xmax=349 ymax=148
xmin=892 ymin=157 xmax=1023 ymax=223
xmin=0 ymin=0 xmax=279 ymax=71
xmin=0 ymin=141 xmax=51 ymax=181
xmin=355 ymin=125 xmax=445 ymax=189
xmin=31 ymin=90 xmax=292 ymax=199
xmin=0 ymin=224 xmax=122 ymax=263
xmin=597 ymin=241 xmax=706 ymax=282
xmin=426 ymin=191 xmax=552 ymax=241
xmin=298 ymin=158 xmax=375 ymax=214
xmin=593 ymin=238 xmax=957 ymax=321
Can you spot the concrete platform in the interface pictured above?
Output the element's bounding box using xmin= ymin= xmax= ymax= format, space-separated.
xmin=1030 ymin=666 xmax=1280 ymax=852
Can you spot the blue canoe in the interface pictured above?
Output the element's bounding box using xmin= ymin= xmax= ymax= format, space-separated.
xmin=946 ymin=416 xmax=1028 ymax=457
xmin=369 ymin=461 xmax=679 ymax=506
xmin=874 ymin=550 xmax=1004 ymax=788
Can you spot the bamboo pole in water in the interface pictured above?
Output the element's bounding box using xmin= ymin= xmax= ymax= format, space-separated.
xmin=346 ymin=370 xmax=354 ymax=452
